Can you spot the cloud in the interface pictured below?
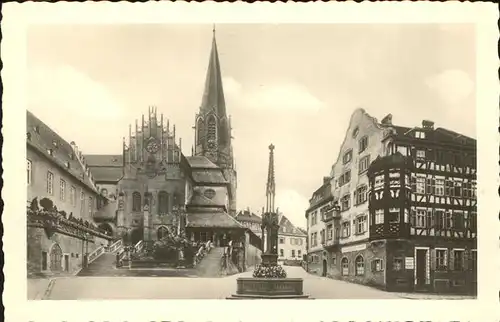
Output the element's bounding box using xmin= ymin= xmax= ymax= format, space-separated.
xmin=222 ymin=76 xmax=243 ymax=97
xmin=28 ymin=65 xmax=124 ymax=120
xmin=27 ymin=65 xmax=126 ymax=153
xmin=223 ymin=77 xmax=325 ymax=113
xmin=274 ymin=189 xmax=309 ymax=229
xmin=425 ymin=69 xmax=474 ymax=106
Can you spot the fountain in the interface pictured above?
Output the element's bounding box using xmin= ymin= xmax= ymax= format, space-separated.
xmin=228 ymin=144 xmax=310 ymax=299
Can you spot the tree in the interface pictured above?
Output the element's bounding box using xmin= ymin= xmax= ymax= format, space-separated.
xmin=39 ymin=198 xmax=54 ymax=212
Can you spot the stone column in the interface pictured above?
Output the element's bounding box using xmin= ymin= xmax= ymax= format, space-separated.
xmin=116 ymin=192 xmax=127 ymax=241
xmin=143 ymin=204 xmax=150 ymax=243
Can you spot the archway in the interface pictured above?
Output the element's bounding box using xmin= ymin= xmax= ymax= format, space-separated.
xmin=341 ymin=257 xmax=349 ymax=276
xmin=50 ymin=243 xmax=63 ymax=272
xmin=157 ymin=226 xmax=170 ymax=240
xmin=131 ymin=228 xmax=144 ymax=245
xmin=98 ymin=223 xmax=114 ymax=236
xmin=322 ymin=259 xmax=327 ymax=277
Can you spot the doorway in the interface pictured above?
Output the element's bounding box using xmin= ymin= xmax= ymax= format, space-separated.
xmin=415 ymin=249 xmax=427 ymax=286
xmin=64 ymin=254 xmax=70 ymax=272
xmin=49 ymin=243 xmax=63 ymax=272
xmin=322 ymin=259 xmax=328 ymax=277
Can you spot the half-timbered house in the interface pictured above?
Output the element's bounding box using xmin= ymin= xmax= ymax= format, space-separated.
xmin=368 ymin=116 xmax=477 ymax=294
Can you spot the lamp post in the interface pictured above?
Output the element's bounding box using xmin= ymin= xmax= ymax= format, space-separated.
xmin=82 ymin=232 xmax=89 ymax=268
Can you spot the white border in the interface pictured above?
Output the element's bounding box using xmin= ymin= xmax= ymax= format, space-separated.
xmin=2 ymin=2 xmax=499 ymax=322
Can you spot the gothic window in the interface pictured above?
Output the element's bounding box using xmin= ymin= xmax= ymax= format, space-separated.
xmin=196 ymin=118 xmax=204 ymax=145
xmin=132 ymin=192 xmax=142 ymax=212
xmin=158 ymin=191 xmax=169 ymax=214
xmin=157 ymin=226 xmax=169 ymax=240
xmin=207 ymin=115 xmax=217 ymax=145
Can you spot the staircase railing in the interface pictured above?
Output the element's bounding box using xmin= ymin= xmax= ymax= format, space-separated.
xmin=87 ymin=245 xmax=105 ymax=264
xmin=134 ymin=240 xmax=144 ymax=253
xmin=107 ymin=239 xmax=123 ymax=253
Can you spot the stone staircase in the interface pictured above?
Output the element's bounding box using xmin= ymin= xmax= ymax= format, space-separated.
xmin=195 ymin=247 xmax=226 ymax=277
xmin=77 ymin=239 xmax=123 ymax=277
xmin=77 ymin=252 xmax=118 ymax=276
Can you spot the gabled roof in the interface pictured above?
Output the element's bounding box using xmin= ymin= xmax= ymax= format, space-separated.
xmin=235 ymin=210 xmax=262 ymax=223
xmin=278 ymin=215 xmax=307 ymax=237
xmin=26 ymin=111 xmax=97 ymax=192
xmin=84 ymin=154 xmax=123 ymax=167
xmin=185 ymin=156 xmax=219 ymax=169
xmin=379 ymin=117 xmax=476 ymax=148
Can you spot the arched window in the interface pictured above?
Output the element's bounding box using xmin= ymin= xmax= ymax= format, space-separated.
xmin=132 ymin=192 xmax=142 ymax=212
xmin=341 ymin=257 xmax=349 ymax=276
xmin=207 ymin=115 xmax=217 ymax=144
xmin=196 ymin=118 xmax=204 ymax=145
xmin=158 ymin=191 xmax=169 ymax=214
xmin=157 ymin=226 xmax=170 ymax=240
xmin=50 ymin=243 xmax=63 ymax=272
xmin=355 ymin=255 xmax=365 ymax=275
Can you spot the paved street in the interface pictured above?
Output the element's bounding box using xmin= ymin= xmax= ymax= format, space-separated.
xmin=32 ymin=266 xmax=406 ymax=300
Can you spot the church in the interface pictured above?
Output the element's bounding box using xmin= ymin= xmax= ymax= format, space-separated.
xmin=87 ymin=31 xmax=244 ymax=249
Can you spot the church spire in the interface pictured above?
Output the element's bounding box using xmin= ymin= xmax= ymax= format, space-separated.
xmin=200 ymin=25 xmax=226 ymax=118
xmin=265 ymin=144 xmax=276 ymax=213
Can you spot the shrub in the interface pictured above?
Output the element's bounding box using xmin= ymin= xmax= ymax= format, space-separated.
xmin=252 ymin=263 xmax=287 ymax=278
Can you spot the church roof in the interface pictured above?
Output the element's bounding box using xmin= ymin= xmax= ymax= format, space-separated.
xmin=188 ymin=187 xmax=228 ymax=208
xmin=26 ymin=111 xmax=97 ymax=192
xmin=191 ymin=169 xmax=228 ymax=184
xmin=186 ymin=211 xmax=244 ymax=229
xmin=84 ymin=154 xmax=123 ymax=167
xmin=200 ymin=29 xmax=227 ymax=118
xmin=89 ymin=167 xmax=123 ymax=183
xmin=185 ymin=156 xmax=219 ymax=169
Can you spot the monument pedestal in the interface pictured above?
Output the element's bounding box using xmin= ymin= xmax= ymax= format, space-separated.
xmin=227 ymin=277 xmax=310 ymax=299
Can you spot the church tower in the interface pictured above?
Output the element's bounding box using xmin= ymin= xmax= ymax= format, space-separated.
xmin=193 ymin=27 xmax=237 ymax=217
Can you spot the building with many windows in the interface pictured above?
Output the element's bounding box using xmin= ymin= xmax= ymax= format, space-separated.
xmin=305 ymin=109 xmax=477 ymax=294
xmin=236 ymin=209 xmax=307 ymax=263
xmin=26 ymin=111 xmax=113 ymax=277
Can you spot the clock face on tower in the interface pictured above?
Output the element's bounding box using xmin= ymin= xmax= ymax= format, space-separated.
xmin=146 ymin=138 xmax=159 ymax=154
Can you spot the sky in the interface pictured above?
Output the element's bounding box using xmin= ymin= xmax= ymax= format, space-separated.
xmin=27 ymin=24 xmax=476 ymax=229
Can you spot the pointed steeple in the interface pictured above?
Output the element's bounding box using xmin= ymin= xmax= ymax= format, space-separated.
xmin=200 ymin=26 xmax=227 ymax=118
xmin=265 ymin=144 xmax=276 ymax=213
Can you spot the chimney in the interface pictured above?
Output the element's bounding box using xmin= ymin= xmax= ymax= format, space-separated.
xmin=422 ymin=120 xmax=434 ymax=130
xmin=381 ymin=114 xmax=393 ymax=125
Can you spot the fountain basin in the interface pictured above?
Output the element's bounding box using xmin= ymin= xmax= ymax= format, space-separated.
xmin=227 ymin=277 xmax=310 ymax=299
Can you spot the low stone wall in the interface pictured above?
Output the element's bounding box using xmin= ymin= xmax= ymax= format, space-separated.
xmin=27 ymin=226 xmax=111 ymax=277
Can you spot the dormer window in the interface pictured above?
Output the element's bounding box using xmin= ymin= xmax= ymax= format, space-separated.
xmin=34 ymin=126 xmax=40 ymax=133
xmin=52 ymin=140 xmax=58 ymax=148
xmin=47 ymin=149 xmax=53 ymax=156
xmin=27 ymin=132 xmax=32 ymax=141
xmin=65 ymin=161 xmax=70 ymax=169
xmin=415 ymin=131 xmax=426 ymax=139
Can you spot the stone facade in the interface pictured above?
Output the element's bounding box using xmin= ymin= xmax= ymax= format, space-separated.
xmin=26 ymin=111 xmax=113 ymax=277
